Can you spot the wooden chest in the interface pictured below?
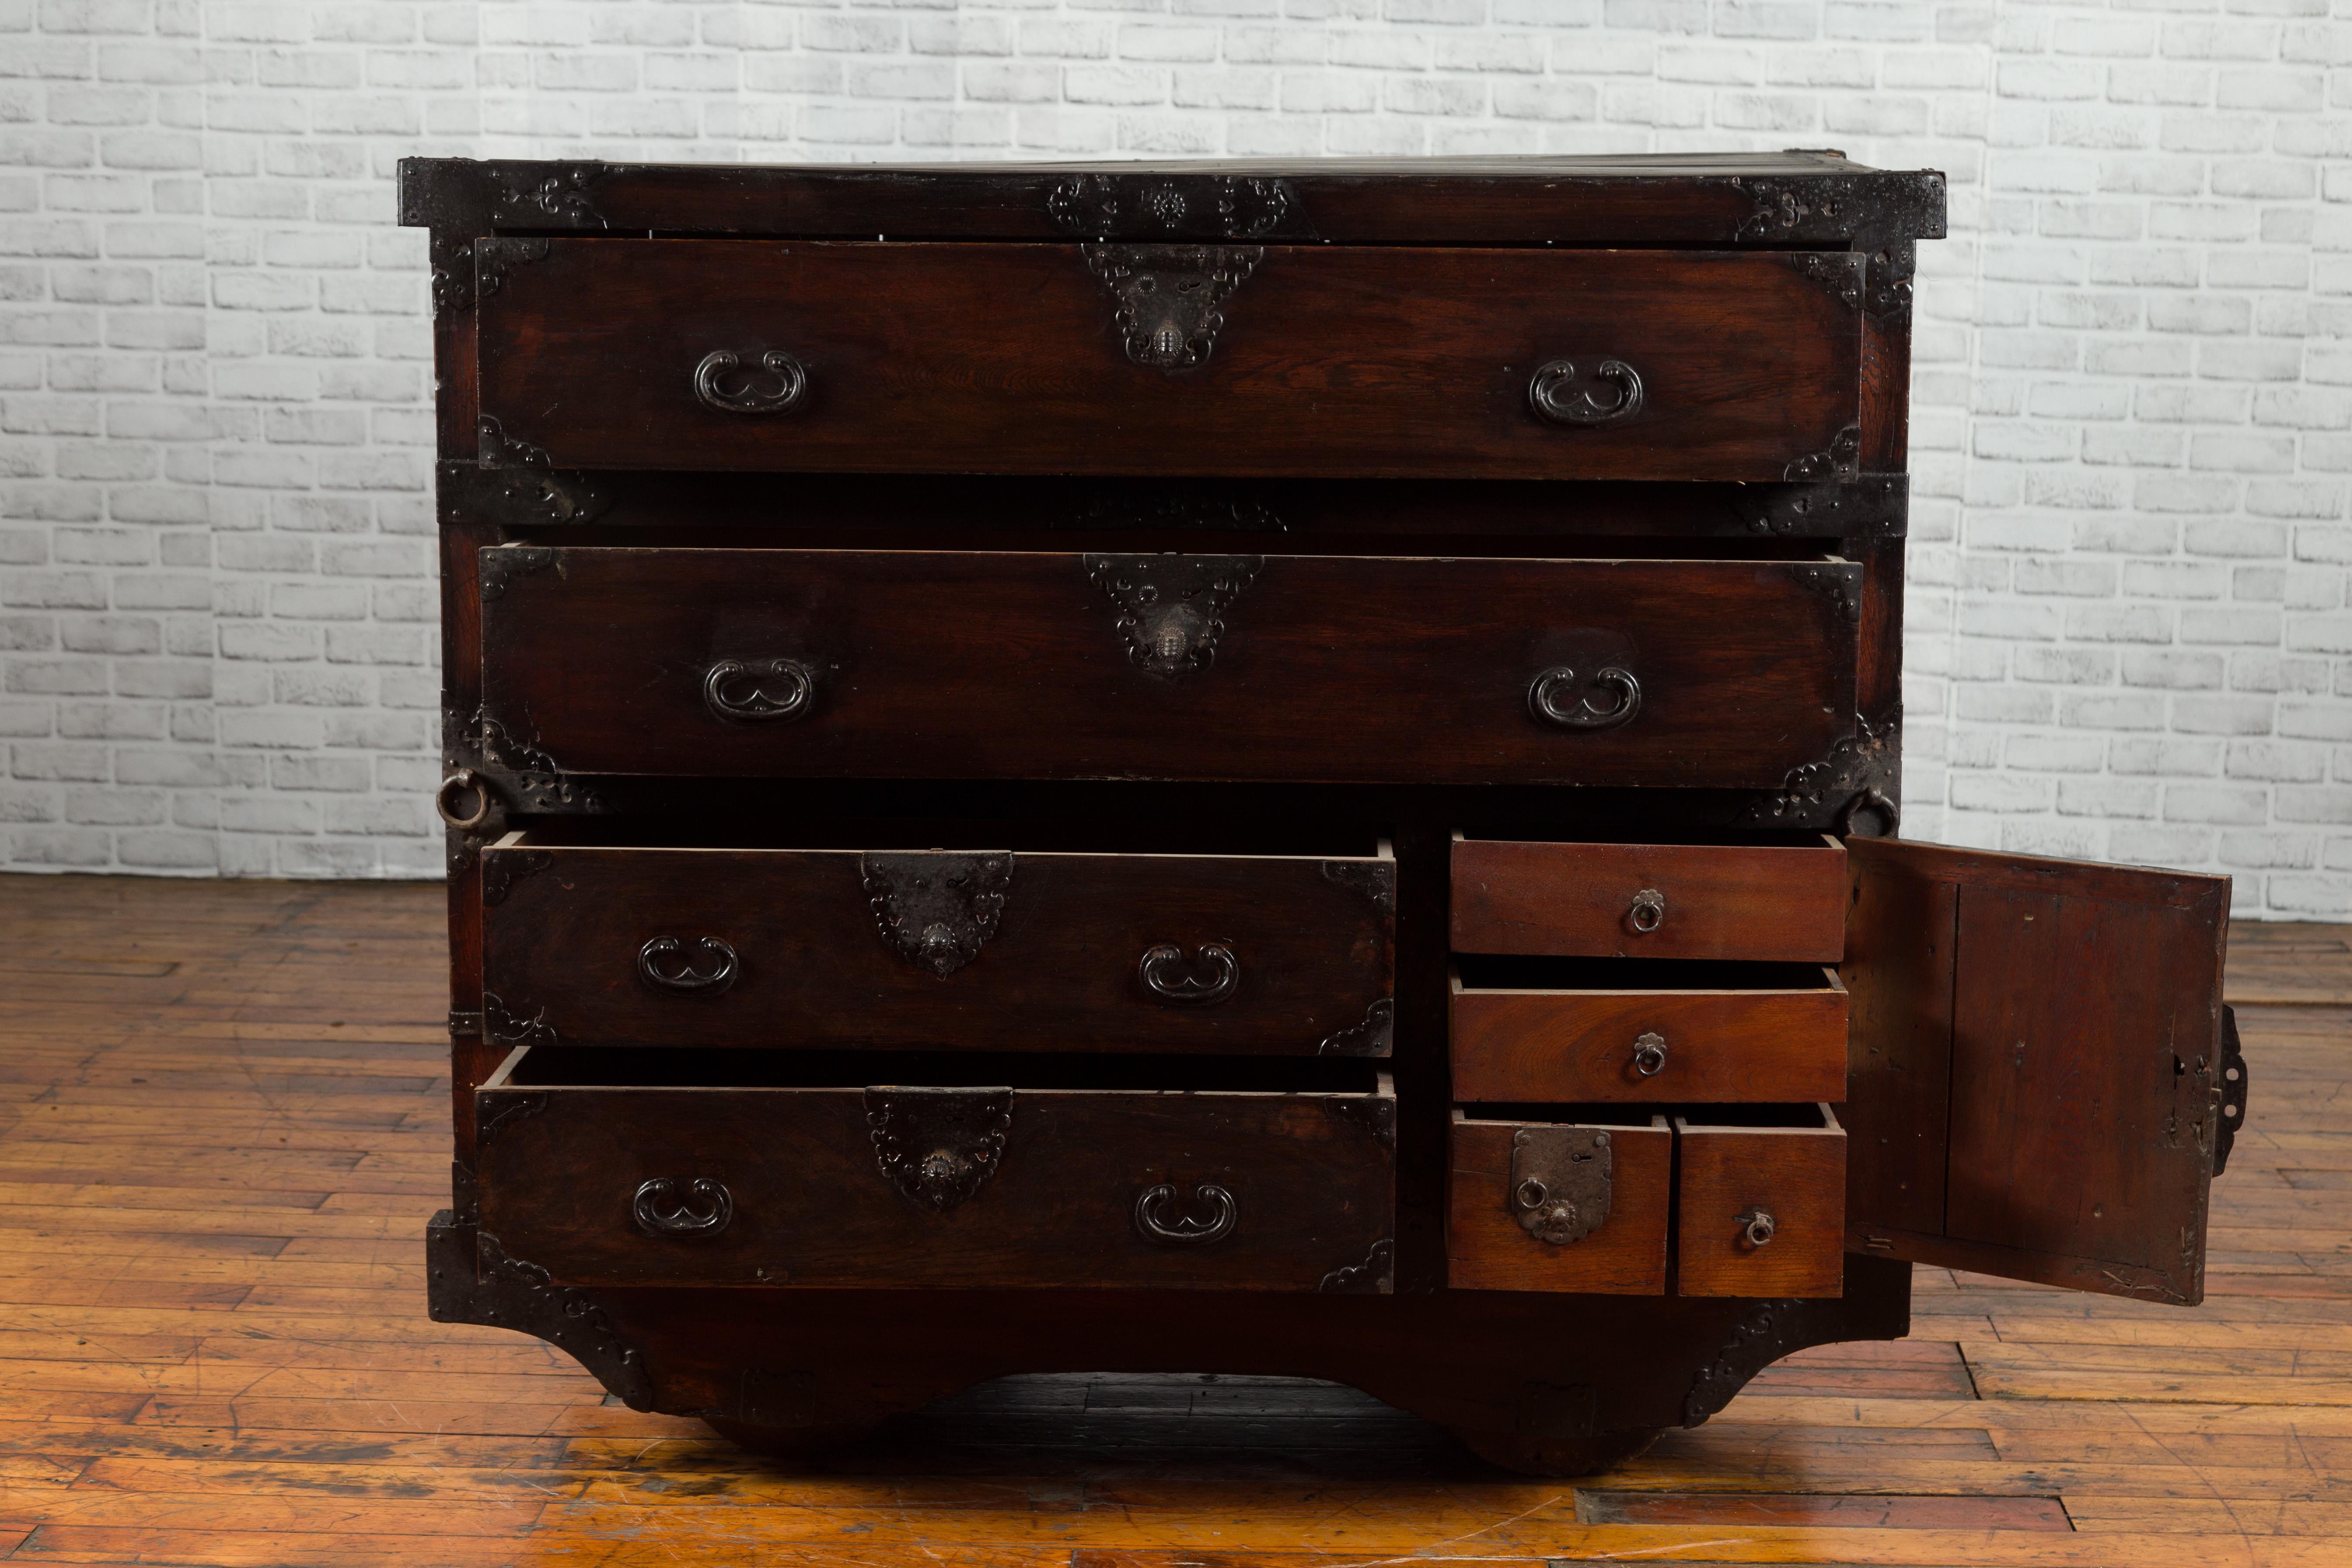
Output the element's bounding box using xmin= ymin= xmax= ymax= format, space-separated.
xmin=406 ymin=154 xmax=2242 ymax=1474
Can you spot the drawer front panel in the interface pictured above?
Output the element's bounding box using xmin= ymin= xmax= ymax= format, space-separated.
xmin=1450 ymin=973 xmax=1848 ymax=1103
xmin=1447 ymin=1114 xmax=1669 ymax=1294
xmin=475 ymin=1076 xmax=1397 ymax=1291
xmin=1451 ymin=839 xmax=1849 ymax=960
xmin=475 ymin=241 xmax=1864 ymax=482
xmin=481 ymin=845 xmax=1395 ymax=1056
xmin=1675 ymin=1107 xmax=1846 ymax=1297
xmin=476 ymin=549 xmax=1860 ymax=788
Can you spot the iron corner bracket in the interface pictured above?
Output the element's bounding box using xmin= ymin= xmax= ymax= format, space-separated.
xmin=425 ymin=1210 xmax=655 ymax=1410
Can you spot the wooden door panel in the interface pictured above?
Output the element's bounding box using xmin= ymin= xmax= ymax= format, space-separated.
xmin=1843 ymin=838 xmax=2230 ymax=1304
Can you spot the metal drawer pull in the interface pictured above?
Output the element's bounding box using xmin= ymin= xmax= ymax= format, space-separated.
xmin=1135 ymin=1182 xmax=1237 ymax=1244
xmin=1138 ymin=942 xmax=1239 ymax=1006
xmin=634 ymin=1176 xmax=734 ymax=1237
xmin=638 ymin=935 xmax=739 ymax=994
xmin=1739 ymin=1207 xmax=1776 ymax=1249
xmin=1630 ymin=1032 xmax=1668 ymax=1077
xmin=1529 ymin=358 xmax=1644 ymax=426
xmin=694 ymin=349 xmax=808 ymax=415
xmin=434 ymin=768 xmax=492 ymax=830
xmin=1528 ymin=666 xmax=1640 ymax=731
xmin=1627 ymin=888 xmax=1666 ymax=935
xmin=703 ymin=658 xmax=814 ymax=723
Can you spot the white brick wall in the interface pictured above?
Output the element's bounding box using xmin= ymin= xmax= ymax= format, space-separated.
xmin=0 ymin=0 xmax=2345 ymax=915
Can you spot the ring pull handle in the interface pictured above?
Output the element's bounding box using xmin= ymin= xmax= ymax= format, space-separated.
xmin=1138 ymin=942 xmax=1239 ymax=1007
xmin=1739 ymin=1207 xmax=1776 ymax=1249
xmin=703 ymin=659 xmax=815 ymax=723
xmin=1627 ymin=888 xmax=1666 ymax=935
xmin=1530 ymin=358 xmax=1644 ymax=427
xmin=633 ymin=1177 xmax=734 ymax=1237
xmin=638 ymin=935 xmax=739 ymax=995
xmin=1135 ymin=1182 xmax=1237 ymax=1245
xmin=694 ymin=349 xmax=808 ymax=415
xmin=1529 ymin=666 xmax=1641 ymax=731
xmin=435 ymin=769 xmax=493 ymax=830
xmin=1630 ymin=1032 xmax=1668 ymax=1078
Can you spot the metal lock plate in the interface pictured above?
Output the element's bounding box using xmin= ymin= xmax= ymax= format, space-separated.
xmin=1509 ymin=1126 xmax=1613 ymax=1245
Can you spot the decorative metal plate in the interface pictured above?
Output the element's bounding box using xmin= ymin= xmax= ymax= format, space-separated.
xmin=860 ymin=852 xmax=1013 ymax=977
xmin=1510 ymin=1126 xmax=1613 ymax=1245
xmin=1082 ymin=244 xmax=1263 ymax=371
xmin=1085 ymin=553 xmax=1262 ymax=680
xmin=866 ymin=1087 xmax=1014 ymax=1213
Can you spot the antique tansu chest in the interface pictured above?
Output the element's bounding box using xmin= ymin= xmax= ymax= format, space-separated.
xmin=404 ymin=153 xmax=2245 ymax=1474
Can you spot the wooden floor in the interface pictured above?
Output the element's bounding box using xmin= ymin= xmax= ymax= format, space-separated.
xmin=0 ymin=878 xmax=2345 ymax=1567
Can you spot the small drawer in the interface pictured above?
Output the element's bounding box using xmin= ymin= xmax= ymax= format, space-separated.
xmin=474 ymin=1048 xmax=1396 ymax=1293
xmin=1451 ymin=835 xmax=1848 ymax=962
xmin=1449 ymin=957 xmax=1848 ymax=1104
xmin=472 ymin=241 xmax=1864 ymax=482
xmin=480 ymin=835 xmax=1394 ymax=1057
xmin=1675 ymin=1103 xmax=1845 ymax=1298
xmin=1448 ymin=1109 xmax=1670 ymax=1295
xmin=475 ymin=547 xmax=1860 ymax=790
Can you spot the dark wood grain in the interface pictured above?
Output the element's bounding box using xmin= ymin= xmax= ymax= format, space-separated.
xmin=1841 ymin=837 xmax=2230 ymax=1304
xmin=1448 ymin=966 xmax=1847 ymax=1104
xmin=1451 ymin=837 xmax=1848 ymax=960
xmin=475 ymin=243 xmax=1863 ymax=481
xmin=1839 ymin=849 xmax=1954 ymax=1237
xmin=477 ymin=548 xmax=1860 ymax=788
xmin=474 ymin=1055 xmax=1395 ymax=1291
xmin=480 ymin=842 xmax=1392 ymax=1056
xmin=1675 ymin=1104 xmax=1846 ymax=1298
xmin=1446 ymin=1111 xmax=1669 ymax=1294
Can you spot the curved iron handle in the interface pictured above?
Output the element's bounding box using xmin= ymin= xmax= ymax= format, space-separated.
xmin=1529 ymin=666 xmax=1641 ymax=731
xmin=1135 ymin=1182 xmax=1237 ymax=1244
xmin=1738 ymin=1207 xmax=1776 ymax=1249
xmin=435 ymin=769 xmax=492 ymax=830
xmin=638 ymin=935 xmax=739 ymax=995
xmin=1627 ymin=888 xmax=1666 ymax=935
xmin=703 ymin=658 xmax=815 ymax=723
xmin=1529 ymin=358 xmax=1644 ymax=426
xmin=694 ymin=349 xmax=808 ymax=415
xmin=1630 ymin=1032 xmax=1668 ymax=1077
xmin=1138 ymin=942 xmax=1238 ymax=1006
xmin=634 ymin=1176 xmax=734 ymax=1237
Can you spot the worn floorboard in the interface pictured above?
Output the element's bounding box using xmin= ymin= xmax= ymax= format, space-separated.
xmin=0 ymin=873 xmax=2338 ymax=1565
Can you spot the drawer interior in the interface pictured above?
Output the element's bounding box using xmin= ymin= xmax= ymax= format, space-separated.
xmin=490 ymin=1045 xmax=1386 ymax=1096
xmin=1452 ymin=956 xmax=1838 ymax=993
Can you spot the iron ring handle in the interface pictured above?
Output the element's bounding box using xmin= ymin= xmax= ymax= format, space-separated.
xmin=1529 ymin=358 xmax=1645 ymax=426
xmin=694 ymin=349 xmax=808 ymax=415
xmin=1138 ymin=943 xmax=1239 ymax=1007
xmin=1627 ymin=888 xmax=1667 ymax=935
xmin=434 ymin=769 xmax=492 ymax=831
xmin=633 ymin=1176 xmax=734 ymax=1237
xmin=1135 ymin=1182 xmax=1237 ymax=1245
xmin=638 ymin=935 xmax=739 ymax=995
xmin=1739 ymin=1207 xmax=1776 ymax=1249
xmin=1630 ymin=1032 xmax=1668 ymax=1077
xmin=1529 ymin=666 xmax=1641 ymax=731
xmin=703 ymin=658 xmax=814 ymax=723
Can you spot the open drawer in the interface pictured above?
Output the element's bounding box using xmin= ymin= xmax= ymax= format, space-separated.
xmin=1451 ymin=833 xmax=1847 ymax=962
xmin=472 ymin=1048 xmax=1396 ymax=1293
xmin=1448 ymin=1108 xmax=1671 ymax=1295
xmin=1447 ymin=1100 xmax=1843 ymax=1298
xmin=478 ymin=832 xmax=1394 ymax=1057
xmin=1450 ymin=957 xmax=1847 ymax=1103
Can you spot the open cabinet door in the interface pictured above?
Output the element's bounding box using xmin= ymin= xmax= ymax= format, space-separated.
xmin=1843 ymin=838 xmax=2232 ymax=1304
